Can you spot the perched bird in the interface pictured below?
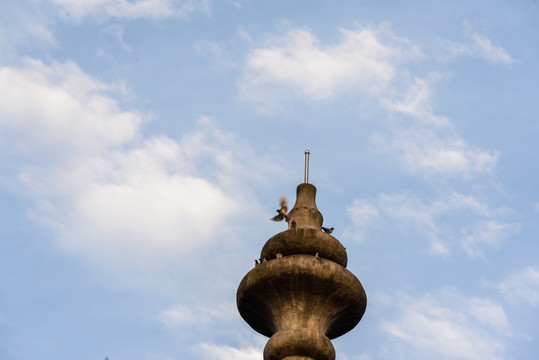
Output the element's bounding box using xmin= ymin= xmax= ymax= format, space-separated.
xmin=322 ymin=226 xmax=334 ymax=234
xmin=271 ymin=196 xmax=289 ymax=222
xmin=255 ymin=259 xmax=259 ymax=266
xmin=276 ymin=252 xmax=283 ymax=259
xmin=290 ymin=220 xmax=297 ymax=229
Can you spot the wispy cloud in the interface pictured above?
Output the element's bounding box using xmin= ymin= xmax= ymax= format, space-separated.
xmin=381 ymin=289 xmax=511 ymax=359
xmin=0 ymin=3 xmax=56 ymax=61
xmin=51 ymin=0 xmax=210 ymax=20
xmin=382 ymin=76 xmax=449 ymax=126
xmin=102 ymin=24 xmax=132 ymax=51
xmin=376 ymin=73 xmax=499 ymax=178
xmin=346 ymin=191 xmax=519 ymax=258
xmin=240 ymin=25 xmax=499 ymax=179
xmin=461 ymin=220 xmax=521 ymax=258
xmin=496 ymin=266 xmax=539 ymax=305
xmin=444 ymin=22 xmax=517 ymax=66
xmin=370 ymin=127 xmax=499 ymax=178
xmin=159 ymin=302 xmax=237 ymax=328
xmin=196 ymin=343 xmax=262 ymax=360
xmin=466 ymin=33 xmax=517 ymax=66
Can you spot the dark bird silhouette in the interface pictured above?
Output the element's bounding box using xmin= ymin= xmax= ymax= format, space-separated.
xmin=271 ymin=196 xmax=289 ymax=222
xmin=255 ymin=259 xmax=259 ymax=266
xmin=322 ymin=226 xmax=334 ymax=234
xmin=290 ymin=220 xmax=297 ymax=229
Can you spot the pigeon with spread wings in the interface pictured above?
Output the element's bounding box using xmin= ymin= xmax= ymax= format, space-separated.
xmin=271 ymin=196 xmax=289 ymax=222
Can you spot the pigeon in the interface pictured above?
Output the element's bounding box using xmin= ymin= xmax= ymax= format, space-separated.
xmin=271 ymin=196 xmax=289 ymax=222
xmin=290 ymin=220 xmax=297 ymax=229
xmin=322 ymin=226 xmax=334 ymax=234
xmin=255 ymin=259 xmax=259 ymax=266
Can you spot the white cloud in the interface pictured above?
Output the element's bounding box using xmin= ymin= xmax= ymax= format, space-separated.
xmin=32 ymin=140 xmax=240 ymax=263
xmin=346 ymin=199 xmax=380 ymax=241
xmin=51 ymin=0 xmax=210 ymax=20
xmin=371 ymin=128 xmax=499 ymax=177
xmin=195 ymin=39 xmax=225 ymax=58
xmin=376 ymin=72 xmax=499 ymax=177
xmin=497 ymin=267 xmax=539 ymax=305
xmin=102 ymin=24 xmax=132 ymax=51
xmin=346 ymin=191 xmax=518 ymax=258
xmin=467 ymin=33 xmax=516 ymax=66
xmin=373 ymin=71 xmax=499 ymax=178
xmin=240 ymin=25 xmax=499 ymax=179
xmin=159 ymin=302 xmax=236 ymax=327
xmin=240 ymin=23 xmax=503 ymax=182
xmin=461 ymin=220 xmax=520 ymax=259
xmin=0 ymin=2 xmax=56 ymax=60
xmin=467 ymin=297 xmax=510 ymax=333
xmin=340 ymin=354 xmax=373 ymax=360
xmin=382 ymin=76 xmax=449 ymax=127
xmin=447 ymin=30 xmax=516 ymax=66
xmin=159 ymin=304 xmax=199 ymax=326
xmin=0 ymin=58 xmax=277 ymax=283
xmin=19 ymin=121 xmax=261 ymax=274
xmin=196 ymin=343 xmax=262 ymax=360
xmin=381 ymin=289 xmax=511 ymax=359
xmin=240 ymin=25 xmax=421 ymax=109
xmin=0 ymin=58 xmax=141 ymax=156
xmin=440 ymin=22 xmax=516 ymax=66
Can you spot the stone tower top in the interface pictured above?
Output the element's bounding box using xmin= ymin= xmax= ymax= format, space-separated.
xmin=237 ymin=176 xmax=367 ymax=360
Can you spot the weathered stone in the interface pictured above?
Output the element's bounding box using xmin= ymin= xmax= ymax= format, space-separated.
xmin=237 ymin=183 xmax=367 ymax=360
xmin=261 ymin=229 xmax=347 ymax=267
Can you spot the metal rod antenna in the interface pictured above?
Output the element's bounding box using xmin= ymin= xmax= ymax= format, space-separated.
xmin=304 ymin=150 xmax=310 ymax=183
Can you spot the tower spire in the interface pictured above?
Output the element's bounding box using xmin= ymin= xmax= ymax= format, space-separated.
xmin=304 ymin=150 xmax=310 ymax=184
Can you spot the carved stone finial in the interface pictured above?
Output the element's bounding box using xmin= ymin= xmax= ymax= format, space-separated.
xmin=287 ymin=183 xmax=323 ymax=230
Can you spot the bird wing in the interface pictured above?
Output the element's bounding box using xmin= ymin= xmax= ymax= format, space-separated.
xmin=271 ymin=213 xmax=285 ymax=221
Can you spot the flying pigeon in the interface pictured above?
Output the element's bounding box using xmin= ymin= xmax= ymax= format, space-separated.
xmin=271 ymin=196 xmax=289 ymax=222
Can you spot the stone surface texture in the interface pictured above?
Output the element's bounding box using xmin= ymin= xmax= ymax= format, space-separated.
xmin=237 ymin=183 xmax=367 ymax=360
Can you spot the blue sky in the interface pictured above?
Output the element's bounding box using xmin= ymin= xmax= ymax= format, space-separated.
xmin=1 ymin=1 xmax=538 ymax=359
